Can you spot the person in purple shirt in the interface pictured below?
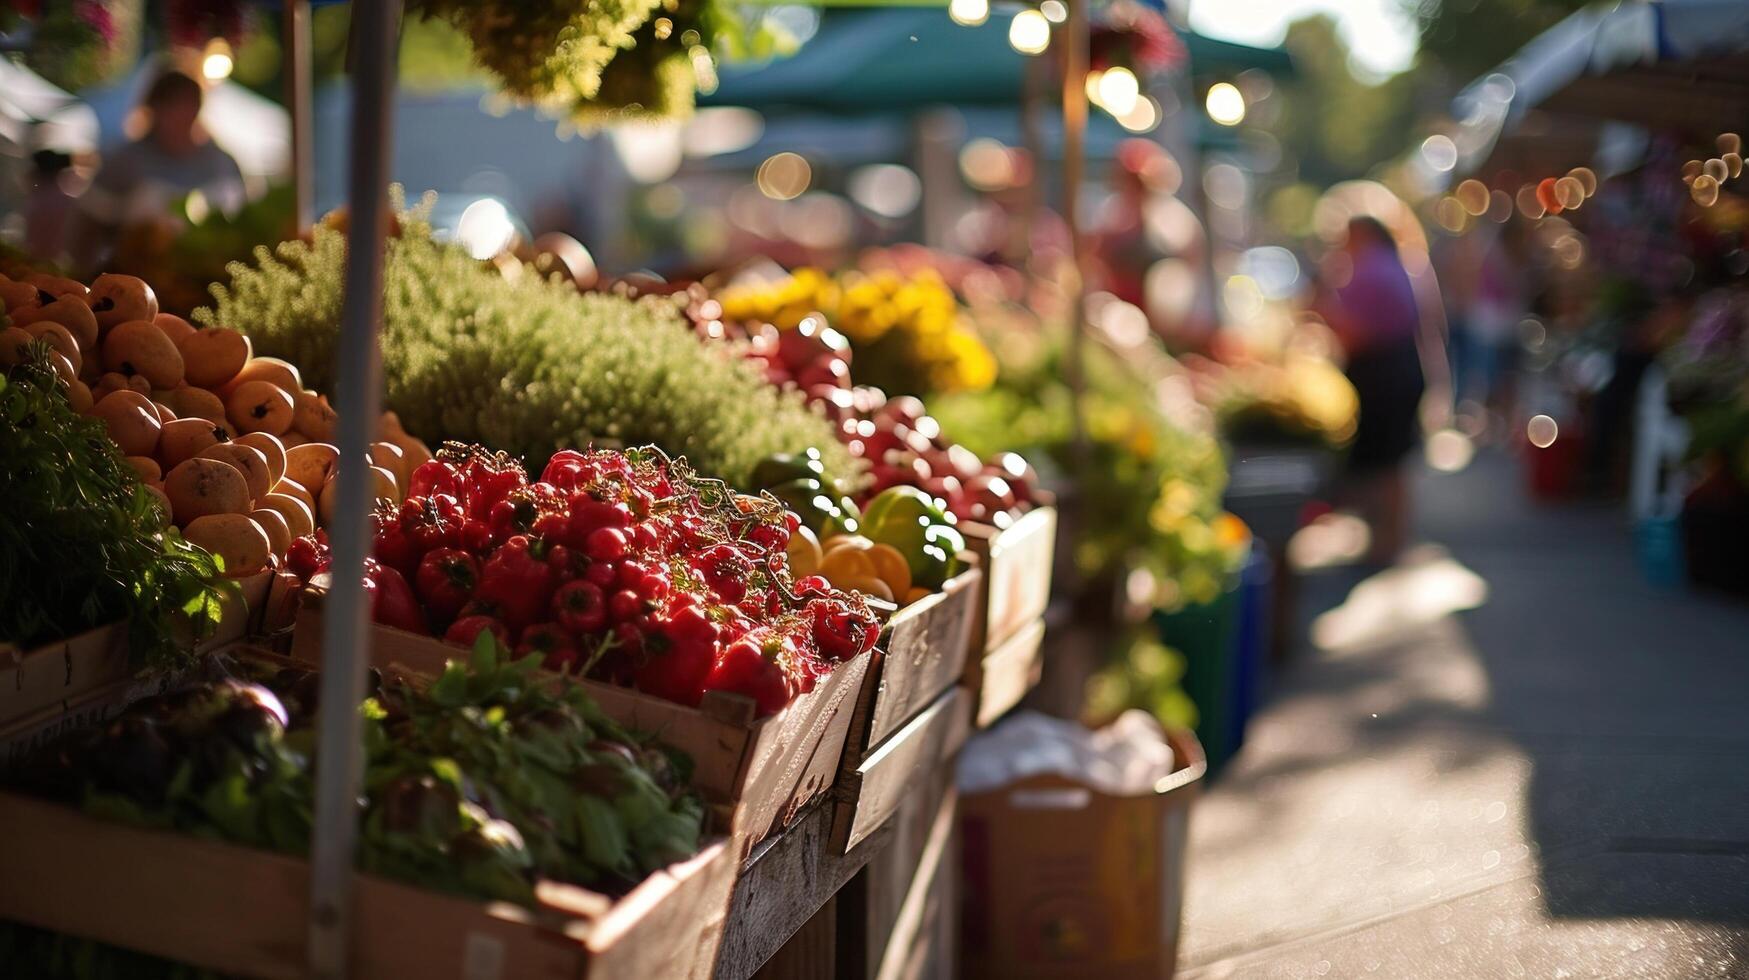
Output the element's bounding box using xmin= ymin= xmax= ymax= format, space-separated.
xmin=1317 ymin=217 xmax=1428 ymax=564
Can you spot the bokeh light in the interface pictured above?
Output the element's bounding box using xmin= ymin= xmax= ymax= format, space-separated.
xmin=1041 ymin=0 xmax=1067 ymax=23
xmin=959 ymin=138 xmax=1015 ymax=191
xmin=847 ymin=164 xmax=922 ymax=218
xmin=1691 ymin=174 xmax=1721 ymax=207
xmin=1097 ymin=67 xmax=1140 ymax=117
xmin=1205 ymin=82 xmax=1246 ymax=126
xmin=756 ymin=151 xmax=812 ymax=201
xmin=456 ymin=198 xmax=516 ymax=260
xmin=1008 ymin=10 xmax=1050 ymax=55
xmin=1527 ymin=415 xmax=1559 ymax=449
xmin=948 ymin=0 xmax=988 ymax=27
xmin=1420 ymin=135 xmax=1458 ymax=173
xmin=1116 ymin=96 xmax=1161 ymax=133
xmin=1455 ymin=179 xmax=1489 ymax=216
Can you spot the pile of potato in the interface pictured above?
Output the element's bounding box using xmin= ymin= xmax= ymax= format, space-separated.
xmin=0 ymin=271 xmax=431 ymax=578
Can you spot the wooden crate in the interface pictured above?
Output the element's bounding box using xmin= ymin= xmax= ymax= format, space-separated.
xmin=0 ymin=569 xmax=299 ymax=732
xmin=963 ymin=617 xmax=1046 ymax=729
xmin=959 ymin=503 xmax=1056 ymax=656
xmin=841 ymin=565 xmax=979 ymax=768
xmin=837 ymin=760 xmax=960 ymax=980
xmin=0 ymin=623 xmax=128 ymax=731
xmin=831 ymin=685 xmax=970 ymax=853
xmin=0 ymin=791 xmax=734 ymax=979
xmin=291 ymin=592 xmax=870 ymax=855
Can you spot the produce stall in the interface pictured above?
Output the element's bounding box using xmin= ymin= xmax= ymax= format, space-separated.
xmin=0 ymin=0 xmax=1222 ymax=975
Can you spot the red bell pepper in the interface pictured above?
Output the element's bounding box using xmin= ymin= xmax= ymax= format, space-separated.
xmin=473 ymin=534 xmax=557 ymax=633
xmin=631 ymin=603 xmax=719 ymax=707
xmin=415 ymin=547 xmax=480 ymax=625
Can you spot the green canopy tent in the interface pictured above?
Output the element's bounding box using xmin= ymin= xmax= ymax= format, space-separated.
xmin=702 ymin=6 xmax=1291 ymax=115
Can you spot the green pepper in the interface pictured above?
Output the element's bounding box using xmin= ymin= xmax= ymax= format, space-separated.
xmin=765 ymin=478 xmax=859 ymax=537
xmin=750 ymin=448 xmax=845 ymax=496
xmin=859 ymin=486 xmax=950 ymax=540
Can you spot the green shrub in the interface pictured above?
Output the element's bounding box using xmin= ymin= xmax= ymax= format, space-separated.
xmin=200 ymin=214 xmax=856 ymax=490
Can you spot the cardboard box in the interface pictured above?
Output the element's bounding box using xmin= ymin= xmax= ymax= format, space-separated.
xmin=842 ymin=565 xmax=980 ymax=768
xmin=957 ymin=727 xmax=1206 ymax=980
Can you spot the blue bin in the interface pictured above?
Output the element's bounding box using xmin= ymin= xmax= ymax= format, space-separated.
xmin=1635 ymin=513 xmax=1684 ymax=588
xmin=1228 ymin=544 xmax=1272 ymax=755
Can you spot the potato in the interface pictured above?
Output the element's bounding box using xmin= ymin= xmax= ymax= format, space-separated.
xmin=369 ymin=441 xmax=407 ymax=488
xmin=142 ymin=484 xmax=173 ymax=527
xmin=249 ymin=507 xmax=292 ymax=556
xmin=258 ymin=492 xmax=315 ymax=540
xmin=152 ymin=313 xmax=197 ymax=345
xmin=279 ymin=431 xmax=309 ymax=449
xmin=178 ymin=328 xmax=250 ymax=389
xmin=126 ymin=375 xmax=152 ymax=396
xmin=232 ymin=432 xmax=287 ymax=488
xmin=292 ymin=389 xmax=338 ymax=441
xmin=102 ymin=320 xmax=185 ymax=389
xmin=0 ymin=279 xmax=40 ymax=313
xmin=16 ymin=297 xmax=99 ymax=353
xmin=218 ymin=356 xmax=300 ymax=399
xmin=183 ymin=513 xmax=270 ymax=578
xmin=370 ymin=464 xmax=400 ymax=504
xmin=150 ymin=400 xmax=176 ymax=425
xmin=91 ymin=390 xmax=162 ymax=456
xmin=272 ymin=477 xmax=317 ymax=515
xmin=24 ymin=273 xmax=88 ymax=301
xmin=198 ymin=442 xmax=273 ymax=502
xmin=158 ymin=418 xmax=229 ymax=469
xmin=377 ymin=409 xmax=407 ymax=440
xmin=226 ymin=380 xmax=294 ymax=435
xmin=92 ymin=372 xmax=130 ymax=400
xmin=0 ymin=326 xmax=33 ymax=366
xmin=66 ymin=380 xmax=93 ymax=413
xmin=393 ymin=432 xmax=434 ymax=473
xmin=283 ymin=442 xmax=339 ymax=493
xmin=47 ymin=351 xmax=77 ymax=386
xmin=124 ymin=456 xmax=161 ymax=483
xmin=164 ymin=457 xmax=251 ymax=525
xmin=161 ymin=385 xmax=227 ymax=424
xmin=22 ymin=321 xmax=80 ymax=369
xmin=317 ymin=473 xmax=338 ymax=526
xmin=87 ymin=273 xmax=157 ymax=333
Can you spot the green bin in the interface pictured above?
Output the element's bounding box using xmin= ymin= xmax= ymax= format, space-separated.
xmin=1152 ymin=579 xmax=1240 ymax=774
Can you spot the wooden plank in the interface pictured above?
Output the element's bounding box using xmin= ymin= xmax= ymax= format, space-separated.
xmin=845 ymin=762 xmax=959 ymax=980
xmin=0 ymin=791 xmax=735 ymax=979
xmin=832 ymin=686 xmax=970 ymax=853
xmin=292 ymin=598 xmax=870 ymax=854
xmin=715 ymin=800 xmax=893 ymax=980
xmin=0 ymin=623 xmax=128 ymax=730
xmin=969 ymin=617 xmax=1045 ymax=728
xmin=960 ymin=503 xmax=1056 ymax=656
xmin=751 ymin=896 xmax=837 ymax=980
xmin=843 ymin=565 xmax=979 ymax=768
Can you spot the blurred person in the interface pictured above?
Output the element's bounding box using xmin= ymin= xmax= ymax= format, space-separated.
xmin=23 ymin=148 xmax=79 ymax=266
xmin=71 ymin=67 xmax=245 ymax=271
xmin=1095 ymin=140 xmax=1172 ymax=309
xmin=1315 ymin=217 xmax=1428 ymax=564
xmin=1447 ymin=224 xmax=1527 ymax=434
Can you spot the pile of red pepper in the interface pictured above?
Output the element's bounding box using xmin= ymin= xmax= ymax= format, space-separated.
xmin=285 ymin=444 xmax=881 ymax=716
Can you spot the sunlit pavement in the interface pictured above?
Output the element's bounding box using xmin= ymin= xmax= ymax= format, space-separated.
xmin=1178 ymin=451 xmax=1749 ymax=979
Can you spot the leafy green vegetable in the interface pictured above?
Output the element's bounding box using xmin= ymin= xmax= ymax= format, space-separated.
xmin=0 ymin=345 xmax=228 ymax=670
xmin=11 ymin=645 xmax=704 ymax=909
xmin=201 ymin=205 xmax=856 ymax=490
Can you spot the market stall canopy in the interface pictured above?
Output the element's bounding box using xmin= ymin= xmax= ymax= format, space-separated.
xmin=81 ymin=61 xmax=291 ymax=182
xmin=0 ymin=58 xmax=100 ymax=154
xmin=1452 ymin=0 xmax=1749 ymax=174
xmin=702 ymin=7 xmax=1291 ymax=115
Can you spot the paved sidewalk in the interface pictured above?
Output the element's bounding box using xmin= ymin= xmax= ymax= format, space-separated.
xmin=1178 ymin=453 xmax=1749 ymax=979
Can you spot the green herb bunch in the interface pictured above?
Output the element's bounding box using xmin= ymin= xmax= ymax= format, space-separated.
xmin=201 ymin=210 xmax=858 ymax=490
xmin=0 ymin=345 xmax=226 ymax=670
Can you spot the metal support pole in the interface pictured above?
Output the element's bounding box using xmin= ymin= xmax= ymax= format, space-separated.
xmin=306 ymin=1 xmax=399 ymax=976
xmin=282 ymin=0 xmax=314 ymax=232
xmin=1061 ymin=0 xmax=1091 ymax=464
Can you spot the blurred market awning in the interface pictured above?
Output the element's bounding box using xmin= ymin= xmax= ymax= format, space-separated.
xmin=1451 ymin=0 xmax=1749 ymax=175
xmin=0 ymin=58 xmax=100 ymax=155
xmin=702 ymin=7 xmax=1292 ymax=115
